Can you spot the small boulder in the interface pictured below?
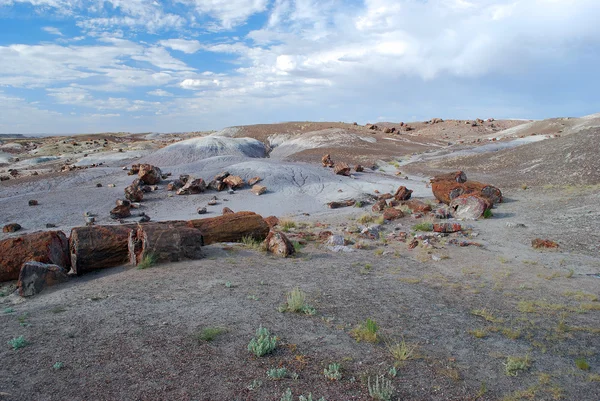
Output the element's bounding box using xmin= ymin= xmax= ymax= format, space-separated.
xmin=334 ymin=162 xmax=351 ymax=176
xmin=264 ymin=230 xmax=295 ymax=257
xmin=532 ymin=239 xmax=559 ymax=249
xmin=110 ymin=204 xmax=131 ymax=219
xmin=96 ymin=183 xmax=103 ymax=188
xmin=138 ymin=164 xmax=162 ymax=185
xmin=251 ymin=185 xmax=267 ymax=196
xmin=116 ymin=199 xmax=130 ymax=207
xmin=139 ymin=215 xmax=151 ymax=223
xmin=197 ymin=207 xmax=207 ymax=215
xmin=177 ymin=177 xmax=206 ymax=195
xmin=208 ymin=179 xmax=227 ymax=191
xmin=17 ymin=262 xmax=69 ymax=297
xmin=207 ymin=199 xmax=218 ymax=206
xmin=327 ymin=200 xmax=356 ymax=209
xmin=394 ymin=186 xmax=413 ymax=201
xmin=125 ymin=180 xmax=143 ymax=202
xmin=214 ymin=171 xmax=230 ymax=181
xmin=354 ymin=164 xmax=364 ymax=172
xmin=28 ymin=200 xmax=38 ymax=206
xmin=167 ymin=180 xmax=184 ymax=191
xmin=223 ymin=175 xmax=244 ymax=189
xmin=248 ymin=176 xmax=262 ymax=186
xmin=372 ymin=199 xmax=387 ymax=212
xmin=401 ymin=200 xmax=432 ymax=214
xmin=222 ymin=207 xmax=234 ymax=215
xmin=3 ymin=223 xmax=22 ymax=233
xmin=450 ymin=194 xmax=491 ymax=220
xmin=327 ymin=235 xmax=347 ymax=246
xmin=264 ymin=216 xmax=279 ymax=228
xmin=383 ymin=208 xmax=404 ymax=221
xmin=322 ymin=154 xmax=334 ymax=168
xmin=433 ymin=223 xmax=462 ymax=233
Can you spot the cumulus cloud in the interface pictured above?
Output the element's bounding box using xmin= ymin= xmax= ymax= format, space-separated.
xmin=159 ymin=39 xmax=202 ymax=54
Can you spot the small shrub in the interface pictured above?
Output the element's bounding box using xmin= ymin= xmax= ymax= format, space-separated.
xmin=241 ymin=235 xmax=264 ymax=251
xmin=8 ymin=336 xmax=28 ymax=350
xmin=575 ymin=357 xmax=590 ymax=371
xmin=374 ymin=215 xmax=385 ymax=225
xmin=351 ymin=318 xmax=379 ymax=343
xmin=323 ymin=363 xmax=342 ymax=380
xmin=248 ymin=326 xmax=277 ymax=357
xmin=3 ymin=307 xmax=14 ymax=314
xmin=469 ymin=328 xmax=488 ymax=339
xmin=292 ymin=241 xmax=304 ymax=253
xmin=137 ymin=253 xmax=157 ymax=269
xmin=504 ymin=355 xmax=532 ymax=376
xmin=387 ymin=339 xmax=416 ymax=363
xmin=267 ymin=367 xmax=287 ymax=380
xmin=299 ymin=394 xmax=326 ymax=401
xmin=368 ymin=375 xmax=394 ymax=401
xmin=357 ymin=214 xmax=374 ymax=224
xmin=483 ymin=209 xmax=493 ymax=219
xmin=281 ymin=388 xmax=293 ymax=401
xmin=280 ymin=287 xmax=316 ymax=315
xmin=501 ymin=328 xmax=521 ymax=340
xmin=388 ymin=366 xmax=397 ymax=377
xmin=374 ymin=249 xmax=384 ymax=256
xmin=247 ymin=379 xmax=262 ymax=390
xmin=53 ymin=362 xmax=64 ymax=370
xmin=280 ymin=220 xmax=296 ymax=232
xmin=354 ymin=201 xmax=364 ymax=208
xmin=412 ymin=222 xmax=433 ymax=232
xmin=196 ymin=327 xmax=227 ymax=342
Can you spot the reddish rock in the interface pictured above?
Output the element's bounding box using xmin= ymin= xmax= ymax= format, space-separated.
xmin=354 ymin=164 xmax=364 ymax=172
xmin=431 ymin=171 xmax=468 ymax=184
xmin=450 ymin=194 xmax=491 ymax=220
xmin=372 ymin=199 xmax=387 ymax=212
xmin=322 ymin=154 xmax=334 ymax=167
xmin=532 ymin=239 xmax=559 ymax=249
xmin=248 ymin=176 xmax=262 ymax=186
xmin=377 ymin=193 xmax=393 ymax=201
xmin=394 ymin=186 xmax=413 ymax=201
xmin=432 ymin=175 xmax=502 ymax=205
xmin=0 ymin=231 xmax=70 ymax=282
xmin=264 ymin=216 xmax=280 ymax=228
xmin=110 ymin=204 xmax=131 ymax=219
xmin=408 ymin=239 xmax=419 ymax=249
xmin=433 ymin=223 xmax=462 ymax=233
xmin=334 ymin=162 xmax=351 ymax=176
xmin=128 ymin=164 xmax=141 ymax=175
xmin=177 ymin=177 xmax=206 ymax=195
xmin=223 ymin=175 xmax=244 ymax=189
xmin=167 ymin=180 xmax=183 ymax=191
xmin=3 ymin=223 xmax=22 ymax=233
xmin=383 ymin=127 xmax=392 ymax=134
xmin=129 ymin=221 xmax=203 ymax=265
xmin=125 ymin=180 xmax=143 ymax=202
xmin=28 ymin=200 xmax=38 ymax=206
xmin=222 ymin=207 xmax=234 ymax=215
xmin=250 ymin=185 xmax=267 ymax=196
xmin=69 ymin=225 xmax=135 ymax=275
xmin=383 ymin=208 xmax=404 ymax=221
xmin=18 ymin=262 xmax=69 ymax=297
xmin=187 ymin=212 xmax=269 ymax=245
xmin=328 ymin=199 xmax=356 ymax=209
xmin=463 ymin=181 xmax=503 ymax=205
xmin=138 ymin=164 xmax=162 ymax=185
xmin=214 ymin=171 xmax=230 ymax=181
xmin=264 ymin=230 xmax=295 ymax=257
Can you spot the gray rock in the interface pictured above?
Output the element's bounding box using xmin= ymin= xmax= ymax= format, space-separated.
xmin=18 ymin=261 xmax=69 ymax=297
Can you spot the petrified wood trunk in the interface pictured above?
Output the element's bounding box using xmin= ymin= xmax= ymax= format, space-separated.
xmin=0 ymin=231 xmax=70 ymax=282
xmin=187 ymin=211 xmax=269 ymax=245
xmin=129 ymin=221 xmax=203 ymax=265
xmin=69 ymin=225 xmax=134 ymax=275
xmin=450 ymin=194 xmax=492 ymax=220
xmin=432 ymin=177 xmax=502 ymax=205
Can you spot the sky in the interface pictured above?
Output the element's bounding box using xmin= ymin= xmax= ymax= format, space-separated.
xmin=1 ymin=0 xmax=599 ymax=134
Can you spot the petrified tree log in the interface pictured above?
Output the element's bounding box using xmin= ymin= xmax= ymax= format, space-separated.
xmin=187 ymin=211 xmax=269 ymax=245
xmin=450 ymin=194 xmax=492 ymax=220
xmin=69 ymin=225 xmax=135 ymax=275
xmin=0 ymin=231 xmax=70 ymax=282
xmin=432 ymin=178 xmax=502 ymax=205
xmin=129 ymin=221 xmax=203 ymax=265
xmin=18 ymin=262 xmax=69 ymax=297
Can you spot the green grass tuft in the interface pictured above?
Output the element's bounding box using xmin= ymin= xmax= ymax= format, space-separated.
xmin=412 ymin=222 xmax=433 ymax=232
xmin=196 ymin=327 xmax=227 ymax=342
xmin=137 ymin=253 xmax=157 ymax=269
xmin=8 ymin=336 xmax=28 ymax=350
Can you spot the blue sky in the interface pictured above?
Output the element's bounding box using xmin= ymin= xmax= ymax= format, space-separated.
xmin=1 ymin=0 xmax=599 ymax=134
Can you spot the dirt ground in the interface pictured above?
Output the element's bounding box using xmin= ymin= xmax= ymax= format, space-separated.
xmin=1 ymin=117 xmax=599 ymax=401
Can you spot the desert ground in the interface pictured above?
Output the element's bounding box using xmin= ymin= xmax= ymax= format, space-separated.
xmin=1 ymin=115 xmax=599 ymax=401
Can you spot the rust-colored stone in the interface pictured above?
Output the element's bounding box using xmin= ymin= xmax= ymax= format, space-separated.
xmin=264 ymin=216 xmax=280 ymax=228
xmin=372 ymin=199 xmax=387 ymax=212
xmin=264 ymin=230 xmax=295 ymax=257
xmin=334 ymin=162 xmax=351 ymax=176
xmin=400 ymin=200 xmax=432 ymax=213
xmin=450 ymin=194 xmax=492 ymax=220
xmin=138 ymin=164 xmax=162 ymax=185
xmin=3 ymin=223 xmax=22 ymax=233
xmin=69 ymin=225 xmax=135 ymax=275
xmin=433 ymin=223 xmax=462 ymax=233
xmin=250 ymin=185 xmax=267 ymax=195
xmin=222 ymin=207 xmax=234 ymax=215
xmin=0 ymin=231 xmax=70 ymax=282
xmin=223 ymin=175 xmax=244 ymax=189
xmin=328 ymin=199 xmax=356 ymax=209
xmin=532 ymin=238 xmax=559 ymax=249
xmin=383 ymin=208 xmax=404 ymax=221
xmin=248 ymin=176 xmax=262 ymax=186
xmin=187 ymin=212 xmax=270 ymax=245
xmin=177 ymin=177 xmax=206 ymax=195
xmin=354 ymin=164 xmax=364 ymax=172
xmin=394 ymin=186 xmax=413 ymax=201
xmin=125 ymin=180 xmax=143 ymax=202
xmin=322 ymin=154 xmax=334 ymax=167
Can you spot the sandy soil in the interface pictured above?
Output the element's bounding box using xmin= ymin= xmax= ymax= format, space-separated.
xmin=1 ymin=115 xmax=599 ymax=401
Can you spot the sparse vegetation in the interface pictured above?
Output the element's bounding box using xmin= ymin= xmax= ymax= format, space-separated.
xmin=280 ymin=220 xmax=297 ymax=232
xmin=267 ymin=367 xmax=288 ymax=380
xmin=387 ymin=339 xmax=416 ymax=363
xmin=368 ymin=375 xmax=394 ymax=401
xmin=358 ymin=214 xmax=374 ymax=224
xmin=248 ymin=326 xmax=277 ymax=357
xmin=137 ymin=252 xmax=157 ymax=269
xmin=279 ymin=287 xmax=316 ymax=315
xmin=196 ymin=327 xmax=227 ymax=342
xmin=241 ymin=235 xmax=265 ymax=251
xmin=53 ymin=362 xmax=64 ymax=370
xmin=483 ymin=209 xmax=493 ymax=219
xmin=575 ymin=357 xmax=590 ymax=371
xmin=412 ymin=222 xmax=433 ymax=232
xmin=323 ymin=363 xmax=342 ymax=380
xmin=504 ymin=355 xmax=532 ymax=376
xmin=351 ymin=318 xmax=379 ymax=343
xmin=8 ymin=336 xmax=28 ymax=350
xmin=471 ymin=308 xmax=504 ymax=323
xmin=469 ymin=328 xmax=488 ymax=338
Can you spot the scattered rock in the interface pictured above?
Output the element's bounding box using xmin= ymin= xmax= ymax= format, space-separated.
xmin=0 ymin=176 xmax=10 ymax=181
xmin=394 ymin=186 xmax=413 ymax=201
xmin=222 ymin=207 xmax=234 ymax=215
xmin=177 ymin=177 xmax=206 ymax=195
xmin=322 ymin=154 xmax=334 ymax=167
xmin=334 ymin=162 xmax=351 ymax=176
xmin=17 ymin=262 xmax=69 ymax=297
xmin=3 ymin=223 xmax=22 ymax=233
xmin=250 ymin=185 xmax=267 ymax=196
xmin=383 ymin=208 xmax=404 ymax=221
xmin=264 ymin=216 xmax=279 ymax=228
xmin=139 ymin=215 xmax=151 ymax=223
xmin=248 ymin=176 xmax=262 ymax=186
xmin=214 ymin=171 xmax=230 ymax=181
xmin=125 ymin=180 xmax=144 ymax=202
xmin=45 ymin=223 xmax=56 ymax=228
xmin=372 ymin=199 xmax=387 ymax=212
xmin=400 ymin=200 xmax=432 ymax=213
xmin=378 ymin=193 xmax=393 ymax=201
xmin=207 ymin=199 xmax=217 ymax=206
xmin=327 ymin=200 xmax=356 ymax=209
xmin=138 ymin=164 xmax=162 ymax=185
xmin=450 ymin=194 xmax=491 ymax=220
xmin=327 ymin=235 xmax=348 ymax=246
xmin=167 ymin=180 xmax=184 ymax=191
xmin=532 ymin=238 xmax=559 ymax=249
xmin=116 ymin=199 xmax=131 ymax=207
xmin=110 ymin=204 xmax=131 ymax=219
xmin=433 ymin=223 xmax=462 ymax=233
xmin=354 ymin=164 xmax=364 ymax=172
xmin=328 ymin=245 xmax=355 ymax=253
xmin=208 ymin=179 xmax=227 ymax=191
xmin=223 ymin=175 xmax=244 ymax=189
xmin=408 ymin=239 xmax=419 ymax=249
xmin=197 ymin=207 xmax=207 ymax=214
xmin=28 ymin=200 xmax=38 ymax=206
xmin=107 ymin=184 xmax=116 ymax=188
xmin=506 ymin=222 xmax=527 ymax=228
xmin=265 ymin=230 xmax=295 ymax=257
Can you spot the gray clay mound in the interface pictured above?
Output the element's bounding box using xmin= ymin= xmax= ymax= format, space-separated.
xmin=140 ymin=135 xmax=267 ymax=167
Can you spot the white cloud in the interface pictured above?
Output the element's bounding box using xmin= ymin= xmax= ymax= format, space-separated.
xmin=177 ymin=0 xmax=269 ymax=29
xmin=148 ymin=89 xmax=174 ymax=97
xmin=159 ymin=39 xmax=202 ymax=54
xmin=42 ymin=26 xmax=63 ymax=36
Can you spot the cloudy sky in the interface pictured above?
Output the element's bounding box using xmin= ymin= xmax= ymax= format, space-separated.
xmin=1 ymin=0 xmax=599 ymax=134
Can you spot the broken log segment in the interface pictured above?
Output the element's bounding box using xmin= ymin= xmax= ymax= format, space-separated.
xmin=0 ymin=230 xmax=70 ymax=282
xmin=69 ymin=225 xmax=135 ymax=275
xmin=432 ymin=177 xmax=502 ymax=205
xmin=187 ymin=211 xmax=269 ymax=245
xmin=129 ymin=221 xmax=204 ymax=265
